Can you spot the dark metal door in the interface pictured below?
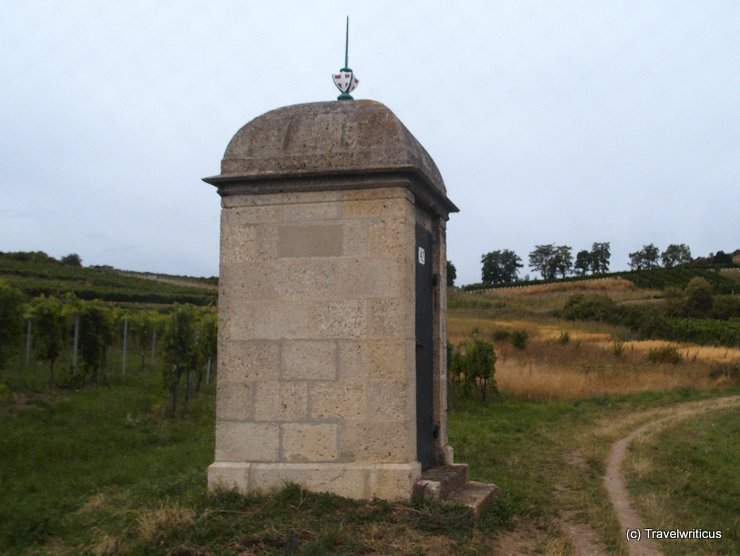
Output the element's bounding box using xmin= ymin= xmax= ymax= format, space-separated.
xmin=415 ymin=223 xmax=435 ymax=470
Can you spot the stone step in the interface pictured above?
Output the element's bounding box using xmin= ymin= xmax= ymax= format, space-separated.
xmin=446 ymin=481 xmax=500 ymax=514
xmin=414 ymin=465 xmax=499 ymax=514
xmin=414 ymin=464 xmax=469 ymax=501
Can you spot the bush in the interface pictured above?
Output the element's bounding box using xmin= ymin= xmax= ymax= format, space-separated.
xmin=612 ymin=339 xmax=625 ymax=357
xmin=511 ymin=330 xmax=528 ymax=350
xmin=491 ymin=329 xmax=511 ymax=342
xmin=76 ymin=300 xmax=114 ymax=383
xmin=711 ymin=296 xmax=740 ymax=320
xmin=708 ymin=362 xmax=739 ymax=381
xmin=0 ymin=282 xmax=25 ymax=369
xmin=561 ymin=294 xmax=618 ymax=322
xmin=448 ymin=339 xmax=498 ymax=402
xmin=684 ymin=277 xmax=713 ymax=316
xmin=646 ymin=346 xmax=681 ymax=364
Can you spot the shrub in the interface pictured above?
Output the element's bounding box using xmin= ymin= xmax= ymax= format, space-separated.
xmin=646 ymin=346 xmax=681 ymax=364
xmin=0 ymin=282 xmax=25 ymax=369
xmin=511 ymin=329 xmax=528 ymax=350
xmin=491 ymin=329 xmax=511 ymax=342
xmin=612 ymin=339 xmax=625 ymax=357
xmin=447 ymin=339 xmax=498 ymax=402
xmin=561 ymin=294 xmax=618 ymax=322
xmin=663 ymin=317 xmax=740 ymax=347
xmin=708 ymin=362 xmax=739 ymax=381
xmin=683 ymin=277 xmax=713 ymax=316
xmin=711 ymin=295 xmax=740 ymax=320
xmin=77 ymin=300 xmax=114 ymax=383
xmin=30 ymin=295 xmax=68 ymax=385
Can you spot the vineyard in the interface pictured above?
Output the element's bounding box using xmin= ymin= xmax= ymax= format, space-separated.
xmin=0 ymin=254 xmax=218 ymax=414
xmin=0 ymin=252 xmax=217 ymax=306
xmin=616 ymin=265 xmax=740 ymax=294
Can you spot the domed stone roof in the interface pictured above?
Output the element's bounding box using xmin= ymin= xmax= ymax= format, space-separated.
xmin=204 ymin=100 xmax=457 ymax=216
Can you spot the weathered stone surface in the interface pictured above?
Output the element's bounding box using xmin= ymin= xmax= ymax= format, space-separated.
xmin=341 ymin=421 xmax=410 ymax=462
xmin=206 ymin=99 xmax=459 ymax=501
xmin=277 ymin=224 xmax=344 ymax=258
xmin=207 ymin=462 xmax=250 ymax=492
xmin=367 ymin=380 xmax=408 ymax=421
xmin=311 ymin=300 xmax=367 ymax=338
xmin=309 ymin=382 xmax=366 ymax=420
xmin=215 ymin=422 xmax=280 ymax=462
xmin=369 ymin=463 xmax=422 ymax=500
xmin=218 ymin=340 xmax=280 ymax=382
xmin=254 ymin=381 xmax=308 ymax=421
xmin=337 ymin=340 xmax=411 ymax=381
xmin=251 ymin=302 xmax=312 ymax=340
xmin=215 ymin=100 xmax=447 ymax=196
xmin=282 ymin=424 xmax=338 ymax=462
xmin=282 ymin=340 xmax=336 ymax=381
xmin=216 ymin=380 xmax=254 ymax=421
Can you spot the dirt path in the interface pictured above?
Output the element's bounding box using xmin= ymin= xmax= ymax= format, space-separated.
xmin=603 ymin=396 xmax=740 ymax=556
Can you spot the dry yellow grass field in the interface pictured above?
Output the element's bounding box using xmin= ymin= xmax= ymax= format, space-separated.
xmin=448 ymin=286 xmax=739 ymax=400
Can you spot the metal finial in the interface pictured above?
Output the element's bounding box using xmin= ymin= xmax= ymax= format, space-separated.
xmin=332 ymin=16 xmax=358 ymax=101
xmin=344 ymin=15 xmax=349 ymax=69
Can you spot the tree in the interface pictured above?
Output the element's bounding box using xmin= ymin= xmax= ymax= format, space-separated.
xmin=628 ymin=244 xmax=660 ymax=270
xmin=60 ymin=253 xmax=82 ymax=266
xmin=590 ymin=242 xmax=611 ymax=274
xmin=661 ymin=244 xmax=692 ymax=268
xmin=528 ymin=244 xmax=557 ymax=280
xmin=574 ymin=250 xmax=592 ymax=275
xmin=552 ymin=245 xmax=573 ymax=278
xmin=528 ymin=244 xmax=572 ymax=279
xmin=0 ymin=282 xmax=24 ymax=370
xmin=710 ymin=251 xmax=732 ymax=265
xmin=481 ymin=249 xmax=522 ymax=284
xmin=30 ymin=295 xmax=67 ymax=385
xmin=446 ymin=261 xmax=457 ymax=287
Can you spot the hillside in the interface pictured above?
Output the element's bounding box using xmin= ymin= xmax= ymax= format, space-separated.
xmin=0 ymin=252 xmax=217 ymax=306
xmin=463 ymin=264 xmax=740 ymax=295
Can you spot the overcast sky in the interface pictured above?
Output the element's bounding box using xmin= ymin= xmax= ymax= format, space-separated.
xmin=2 ymin=1 xmax=738 ymax=285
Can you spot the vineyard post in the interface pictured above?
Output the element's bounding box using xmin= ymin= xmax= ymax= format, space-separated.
xmin=187 ymin=369 xmax=195 ymax=401
xmin=150 ymin=329 xmax=157 ymax=365
xmin=72 ymin=315 xmax=80 ymax=375
xmin=24 ymin=320 xmax=33 ymax=367
xmin=121 ymin=317 xmax=128 ymax=374
xmin=206 ymin=356 xmax=212 ymax=385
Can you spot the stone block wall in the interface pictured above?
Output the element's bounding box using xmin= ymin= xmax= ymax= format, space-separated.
xmin=209 ymin=184 xmax=450 ymax=499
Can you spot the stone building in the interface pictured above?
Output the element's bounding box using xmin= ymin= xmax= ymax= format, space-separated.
xmin=204 ymin=99 xmax=495 ymax=506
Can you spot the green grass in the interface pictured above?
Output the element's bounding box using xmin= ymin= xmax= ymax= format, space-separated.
xmin=1 ymin=355 xmax=737 ymax=554
xmin=0 ymin=364 xmax=509 ymax=554
xmin=0 ymin=366 xmax=214 ymax=553
xmin=625 ymin=408 xmax=739 ymax=555
xmin=449 ymin=389 xmax=738 ymax=553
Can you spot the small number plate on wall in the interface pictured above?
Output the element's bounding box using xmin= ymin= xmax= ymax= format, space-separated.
xmin=418 ymin=247 xmax=426 ymax=265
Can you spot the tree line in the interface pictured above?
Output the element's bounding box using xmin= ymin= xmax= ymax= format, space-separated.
xmin=469 ymin=242 xmax=717 ymax=286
